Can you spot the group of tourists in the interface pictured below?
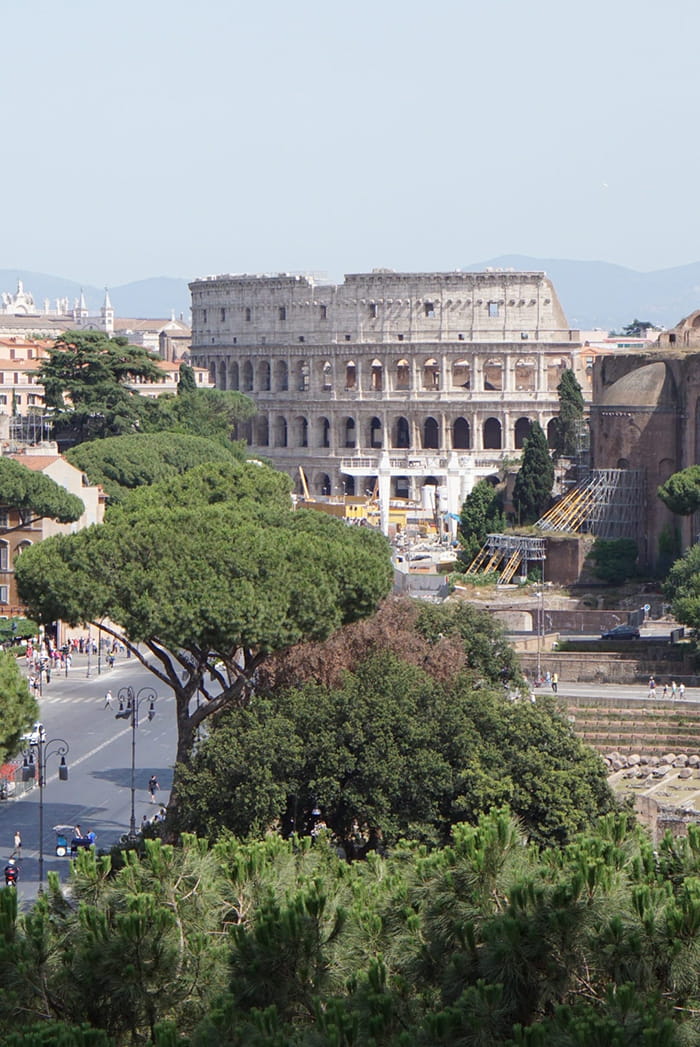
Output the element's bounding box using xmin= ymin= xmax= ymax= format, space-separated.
xmin=648 ymin=676 xmax=686 ymax=700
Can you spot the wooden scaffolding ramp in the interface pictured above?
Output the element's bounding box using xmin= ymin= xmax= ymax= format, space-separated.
xmin=466 ymin=534 xmax=546 ymax=584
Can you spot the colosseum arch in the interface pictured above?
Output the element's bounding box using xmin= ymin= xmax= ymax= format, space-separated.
xmin=369 ymin=416 xmax=383 ymax=449
xmin=422 ymin=358 xmax=440 ymax=390
xmin=514 ymin=359 xmax=535 ymax=392
xmin=343 ymin=416 xmax=356 ymax=449
xmin=453 ymin=417 xmax=471 ymax=449
xmin=345 ymin=361 xmax=357 ymax=390
xmin=317 ymin=473 xmax=331 ymax=496
xmin=255 ymin=416 xmax=269 ymax=446
xmin=514 ymin=417 xmax=532 ymax=449
xmin=208 ymin=362 xmax=216 ymax=385
xmin=242 ymin=360 xmax=254 ymax=392
xmin=317 ymin=360 xmax=333 ymax=391
xmin=395 ymin=358 xmax=410 ymax=391
xmin=547 ymin=418 xmax=558 ymax=448
xmin=273 ymin=359 xmax=289 ymax=392
xmin=483 ymin=359 xmax=503 ymax=391
xmin=294 ymin=360 xmax=309 ymax=392
xmin=423 ymin=417 xmax=439 ymax=449
xmin=228 ymin=360 xmax=240 ymax=390
xmin=452 ymin=359 xmax=470 ymax=390
xmin=370 ymin=359 xmax=383 ymax=392
xmin=273 ymin=416 xmax=288 ymax=448
xmin=217 ymin=359 xmax=227 ymax=389
xmin=257 ymin=360 xmax=271 ymax=391
xmin=483 ymin=417 xmax=502 ymax=449
xmin=318 ymin=416 xmax=331 ymax=449
xmin=293 ymin=416 xmax=309 ymax=448
xmin=393 ymin=416 xmax=411 ymax=449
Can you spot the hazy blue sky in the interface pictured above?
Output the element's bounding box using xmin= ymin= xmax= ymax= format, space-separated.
xmin=4 ymin=0 xmax=698 ymax=285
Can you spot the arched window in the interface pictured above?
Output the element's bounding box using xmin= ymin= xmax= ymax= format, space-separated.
xmin=483 ymin=359 xmax=503 ymax=391
xmin=256 ymin=416 xmax=269 ymax=446
xmin=452 ymin=359 xmax=470 ymax=390
xmin=217 ymin=360 xmax=227 ymax=390
xmin=274 ymin=416 xmax=288 ymax=448
xmin=0 ymin=541 xmax=8 ymax=571
xmin=453 ymin=417 xmax=471 ymax=449
xmin=514 ymin=417 xmax=532 ymax=449
xmin=344 ymin=475 xmax=356 ymax=495
xmin=242 ymin=361 xmax=254 ymax=392
xmin=344 ymin=417 xmax=356 ymax=449
xmin=370 ymin=359 xmax=383 ymax=391
xmin=395 ymin=359 xmax=410 ymax=390
xmin=14 ymin=540 xmax=31 ymax=563
xmin=423 ymin=359 xmax=440 ymax=390
xmin=319 ymin=417 xmax=330 ymax=449
xmin=294 ymin=360 xmax=309 ymax=392
xmin=208 ymin=363 xmax=216 ymax=384
xmin=318 ymin=474 xmax=331 ymax=496
xmin=483 ymin=417 xmax=502 ymax=449
xmin=423 ymin=417 xmax=439 ymax=449
xmin=393 ymin=416 xmax=410 ymax=449
xmin=369 ymin=416 xmax=382 ymax=449
xmin=273 ymin=360 xmax=289 ymax=392
xmin=257 ymin=360 xmax=271 ymax=391
xmin=228 ymin=361 xmax=240 ymax=390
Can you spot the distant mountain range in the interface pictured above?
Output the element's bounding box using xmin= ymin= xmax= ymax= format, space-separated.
xmin=464 ymin=256 xmax=700 ymax=331
xmin=3 ymin=259 xmax=700 ymax=331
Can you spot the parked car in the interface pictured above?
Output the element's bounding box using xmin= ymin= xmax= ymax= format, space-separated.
xmin=601 ymin=624 xmax=640 ymax=640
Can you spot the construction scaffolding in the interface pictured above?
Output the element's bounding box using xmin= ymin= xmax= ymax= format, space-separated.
xmin=538 ymin=468 xmax=645 ymax=541
xmin=466 ymin=533 xmax=547 ymax=584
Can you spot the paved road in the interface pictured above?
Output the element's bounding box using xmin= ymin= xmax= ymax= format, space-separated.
xmin=0 ymin=650 xmax=177 ymax=903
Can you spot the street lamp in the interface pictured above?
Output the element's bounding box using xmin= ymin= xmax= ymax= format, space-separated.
xmin=115 ymin=685 xmax=157 ymax=838
xmin=23 ymin=725 xmax=69 ymax=885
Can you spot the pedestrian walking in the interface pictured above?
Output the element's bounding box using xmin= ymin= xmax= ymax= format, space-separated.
xmin=662 ymin=683 xmax=669 ymax=699
xmin=648 ymin=675 xmax=656 ymax=698
xmin=103 ymin=690 xmax=113 ymax=709
xmin=671 ymin=680 xmax=678 ymax=700
xmin=679 ymin=682 xmax=686 ymax=699
xmin=551 ymin=672 xmax=558 ymax=695
xmin=12 ymin=830 xmax=21 ymax=859
xmin=148 ymin=774 xmax=159 ymax=803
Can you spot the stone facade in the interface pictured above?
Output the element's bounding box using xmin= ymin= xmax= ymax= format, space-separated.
xmin=189 ymin=269 xmax=583 ymax=530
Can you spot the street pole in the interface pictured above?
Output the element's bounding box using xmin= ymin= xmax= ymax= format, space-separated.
xmin=32 ymin=728 xmax=69 ymax=885
xmin=86 ymin=629 xmax=91 ymax=678
xmin=115 ymin=686 xmax=157 ymax=838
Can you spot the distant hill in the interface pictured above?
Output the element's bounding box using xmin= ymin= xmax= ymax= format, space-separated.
xmin=0 ymin=270 xmax=190 ymax=321
xmin=4 ymin=260 xmax=700 ymax=331
xmin=464 ymin=255 xmax=700 ymax=331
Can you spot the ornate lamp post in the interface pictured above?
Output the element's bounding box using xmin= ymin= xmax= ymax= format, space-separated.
xmin=115 ymin=685 xmax=157 ymax=837
xmin=24 ymin=725 xmax=69 ymax=884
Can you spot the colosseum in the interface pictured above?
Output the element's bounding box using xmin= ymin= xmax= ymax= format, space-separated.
xmin=189 ymin=269 xmax=584 ymax=532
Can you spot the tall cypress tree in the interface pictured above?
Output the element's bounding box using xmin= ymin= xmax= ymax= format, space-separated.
xmin=553 ymin=369 xmax=585 ymax=457
xmin=512 ymin=421 xmax=554 ymax=524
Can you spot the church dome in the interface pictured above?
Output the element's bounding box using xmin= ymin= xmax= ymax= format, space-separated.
xmin=599 ymin=361 xmax=676 ymax=409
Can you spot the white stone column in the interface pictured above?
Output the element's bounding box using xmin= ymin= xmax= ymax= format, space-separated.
xmin=377 ymin=452 xmax=392 ymax=536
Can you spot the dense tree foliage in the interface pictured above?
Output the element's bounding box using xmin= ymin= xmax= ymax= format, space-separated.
xmin=456 ymin=479 xmax=506 ymax=565
xmin=65 ymin=432 xmax=247 ymax=504
xmin=177 ymin=652 xmax=614 ymax=849
xmin=590 ymin=537 xmax=639 ymax=585
xmin=551 ymin=369 xmax=585 ymax=458
xmin=139 ymin=386 xmax=256 ymax=444
xmin=5 ymin=811 xmax=700 ymax=1045
xmin=0 ymin=651 xmax=39 ymax=763
xmin=15 ymin=462 xmax=394 ymax=806
xmin=512 ymin=421 xmax=554 ymax=524
xmin=35 ymin=330 xmax=164 ymax=443
xmin=664 ymin=542 xmax=700 ymax=630
xmin=177 ymin=362 xmax=198 ymax=395
xmin=658 ymin=464 xmax=700 ymax=517
xmin=0 ymin=458 xmax=85 ymax=524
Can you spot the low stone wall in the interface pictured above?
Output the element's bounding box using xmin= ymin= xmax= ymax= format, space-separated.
xmin=518 ymin=650 xmax=698 ymax=685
